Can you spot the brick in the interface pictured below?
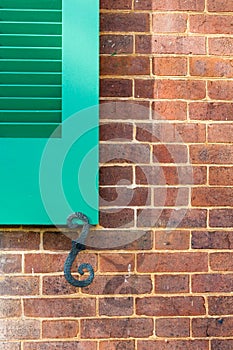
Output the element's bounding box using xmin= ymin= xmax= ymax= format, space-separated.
xmin=100 ymin=143 xmax=150 ymax=164
xmin=153 ymin=57 xmax=187 ymax=76
xmin=100 ymin=186 xmax=150 ymax=207
xmin=156 ymin=318 xmax=190 ymax=338
xmin=192 ymin=274 xmax=233 ymax=293
xmin=100 ymin=100 xmax=150 ymax=120
xmin=192 ymin=231 xmax=233 ymax=249
xmin=190 ymin=145 xmax=233 ymax=164
xmin=137 ymin=252 xmax=208 ymax=272
xmin=0 ymin=276 xmax=39 ymax=296
xmin=99 ymin=297 xmax=133 ymax=316
xmin=24 ymin=342 xmax=97 ymax=350
xmin=0 ymin=343 xmax=20 ymax=350
xmin=99 ymin=209 xmax=134 ymax=228
xmin=155 ymin=275 xmax=189 ymax=294
xmin=136 ymin=296 xmax=206 ymax=316
xmin=154 ymin=230 xmax=190 ymax=250
xmin=208 ymin=0 xmax=233 ymax=12
xmin=189 ymin=102 xmax=233 ymax=121
xmin=43 ymin=232 xmax=74 ymax=251
xmin=193 ymin=317 xmax=233 ymax=337
xmin=42 ymin=320 xmax=79 ymax=339
xmin=100 ymin=56 xmax=150 ymax=76
xmin=190 ymin=14 xmax=233 ymax=34
xmin=100 ymin=0 xmax=132 ymax=10
xmin=99 ymin=166 xmax=133 ymax=186
xmin=153 ymin=144 xmax=188 ymax=163
xmin=209 ymin=37 xmax=233 ymax=55
xmin=0 ymin=254 xmax=21 ymax=273
xmin=82 ymin=275 xmax=152 ymax=295
xmin=0 ymin=299 xmax=21 ymax=318
xmin=151 ymin=0 xmax=205 ymax=11
xmin=24 ymin=298 xmax=96 ymax=317
xmin=208 ymin=124 xmax=233 ymax=143
xmin=0 ymin=320 xmax=40 ymax=340
xmin=138 ymin=340 xmax=208 ymax=350
xmin=81 ymin=318 xmax=153 ymax=339
xmin=190 ymin=57 xmax=233 ymax=78
xmin=210 ymin=209 xmax=233 ymax=227
xmin=135 ymin=35 xmax=151 ymax=54
xmin=154 ymin=187 xmax=189 ymax=207
xmin=100 ymin=79 xmax=132 ymax=97
xmin=43 ymin=275 xmax=77 ymax=295
xmin=99 ymin=253 xmax=135 ymax=272
xmin=209 ymin=296 xmax=233 ymax=315
xmin=0 ymin=231 xmax=40 ymax=250
xmin=152 ymin=101 xmax=187 ymax=120
xmin=208 ymin=80 xmax=233 ymax=100
xmin=192 ymin=187 xmax=233 ymax=206
xmin=137 ymin=208 xmax=207 ymax=228
xmin=100 ymin=13 xmax=149 ymax=32
xmin=209 ymin=167 xmax=233 ymax=185
xmin=100 ymin=122 xmax=133 ymax=141
xmin=100 ymin=35 xmax=133 ymax=54
xmin=211 ymin=340 xmax=233 ymax=350
xmin=100 ymin=340 xmax=135 ymax=350
xmin=134 ymin=0 xmax=153 ymax=10
xmin=153 ymin=14 xmax=187 ymax=33
xmin=210 ymin=253 xmax=233 ymax=271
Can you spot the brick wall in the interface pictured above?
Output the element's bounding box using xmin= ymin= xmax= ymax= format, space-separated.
xmin=1 ymin=0 xmax=233 ymax=349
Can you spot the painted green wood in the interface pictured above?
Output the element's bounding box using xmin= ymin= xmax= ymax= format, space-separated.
xmin=0 ymin=0 xmax=99 ymax=224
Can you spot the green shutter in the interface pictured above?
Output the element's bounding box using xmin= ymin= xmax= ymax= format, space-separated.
xmin=0 ymin=0 xmax=99 ymax=224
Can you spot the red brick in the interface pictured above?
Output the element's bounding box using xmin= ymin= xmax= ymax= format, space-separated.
xmin=100 ymin=13 xmax=149 ymax=32
xmin=153 ymin=14 xmax=187 ymax=33
xmin=0 ymin=320 xmax=40 ymax=340
xmin=100 ymin=340 xmax=135 ymax=350
xmin=212 ymin=340 xmax=233 ymax=350
xmin=43 ymin=231 xmax=73 ymax=251
xmin=210 ymin=209 xmax=233 ymax=227
xmin=100 ymin=143 xmax=150 ymax=164
xmin=137 ymin=252 xmax=208 ymax=272
xmin=190 ymin=14 xmax=233 ymax=34
xmin=82 ymin=275 xmax=152 ymax=295
xmin=209 ymin=167 xmax=233 ymax=185
xmin=154 ymin=230 xmax=190 ymax=250
xmin=209 ymin=296 xmax=233 ymax=315
xmin=100 ymin=79 xmax=132 ymax=97
xmin=0 ymin=254 xmax=21 ymax=273
xmin=193 ymin=317 xmax=233 ymax=337
xmin=208 ymin=80 xmax=233 ymax=100
xmin=100 ymin=100 xmax=150 ymax=120
xmin=192 ymin=231 xmax=233 ymax=249
xmin=192 ymin=187 xmax=233 ymax=206
xmin=135 ymin=35 xmax=151 ymax=54
xmin=150 ymin=35 xmax=206 ymax=55
xmin=138 ymin=340 xmax=208 ymax=350
xmin=100 ymin=187 xmax=150 ymax=207
xmin=153 ymin=144 xmax=188 ymax=163
xmin=210 ymin=253 xmax=233 ymax=271
xmin=136 ymin=296 xmax=206 ymax=316
xmin=99 ymin=166 xmax=133 ymax=186
xmin=81 ymin=318 xmax=153 ymax=338
xmin=208 ymin=0 xmax=233 ymax=11
xmin=101 ymin=56 xmax=150 ymax=76
xmin=99 ymin=253 xmax=134 ymax=273
xmin=100 ymin=123 xmax=133 ymax=141
xmin=190 ymin=145 xmax=233 ymax=164
xmin=24 ymin=298 xmax=96 ymax=317
xmin=0 ymin=299 xmax=21 ymax=318
xmin=153 ymin=57 xmax=187 ymax=76
xmin=190 ymin=57 xmax=233 ymax=78
xmin=100 ymin=0 xmax=132 ymax=9
xmin=189 ymin=102 xmax=233 ymax=121
xmin=209 ymin=37 xmax=233 ymax=55
xmin=0 ymin=343 xmax=20 ymax=350
xmin=99 ymin=209 xmax=134 ymax=228
xmin=99 ymin=297 xmax=133 ymax=316
xmin=156 ymin=318 xmax=190 ymax=337
xmin=154 ymin=187 xmax=189 ymax=207
xmin=192 ymin=274 xmax=233 ymax=293
xmin=0 ymin=231 xmax=40 ymax=250
xmin=155 ymin=275 xmax=189 ymax=294
xmin=208 ymin=124 xmax=233 ymax=143
xmin=100 ymin=35 xmax=133 ymax=54
xmin=137 ymin=208 xmax=207 ymax=228
xmin=0 ymin=276 xmax=39 ymax=296
xmin=42 ymin=320 xmax=79 ymax=339
xmin=151 ymin=0 xmax=205 ymax=11
xmin=42 ymin=275 xmax=77 ymax=295
xmin=152 ymin=101 xmax=187 ymax=120
xmin=24 ymin=342 xmax=97 ymax=350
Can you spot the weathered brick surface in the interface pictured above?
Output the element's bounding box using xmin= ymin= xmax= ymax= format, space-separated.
xmin=155 ymin=275 xmax=189 ymax=294
xmin=156 ymin=318 xmax=190 ymax=337
xmin=192 ymin=274 xmax=233 ymax=293
xmin=0 ymin=276 xmax=39 ymax=296
xmin=99 ymin=297 xmax=133 ymax=316
xmin=0 ymin=299 xmax=21 ymax=318
xmin=42 ymin=320 xmax=79 ymax=339
xmin=24 ymin=342 xmax=97 ymax=350
xmin=138 ymin=340 xmax=208 ymax=350
xmin=0 ymin=320 xmax=40 ymax=340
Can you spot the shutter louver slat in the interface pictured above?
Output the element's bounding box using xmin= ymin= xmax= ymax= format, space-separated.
xmin=0 ymin=0 xmax=62 ymax=133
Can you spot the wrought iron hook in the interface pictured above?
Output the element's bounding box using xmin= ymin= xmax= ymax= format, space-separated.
xmin=64 ymin=212 xmax=94 ymax=287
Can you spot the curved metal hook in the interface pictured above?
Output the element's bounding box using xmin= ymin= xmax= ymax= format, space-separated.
xmin=64 ymin=212 xmax=94 ymax=287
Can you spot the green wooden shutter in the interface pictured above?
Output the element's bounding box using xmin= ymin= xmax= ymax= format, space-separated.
xmin=0 ymin=0 xmax=99 ymax=224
